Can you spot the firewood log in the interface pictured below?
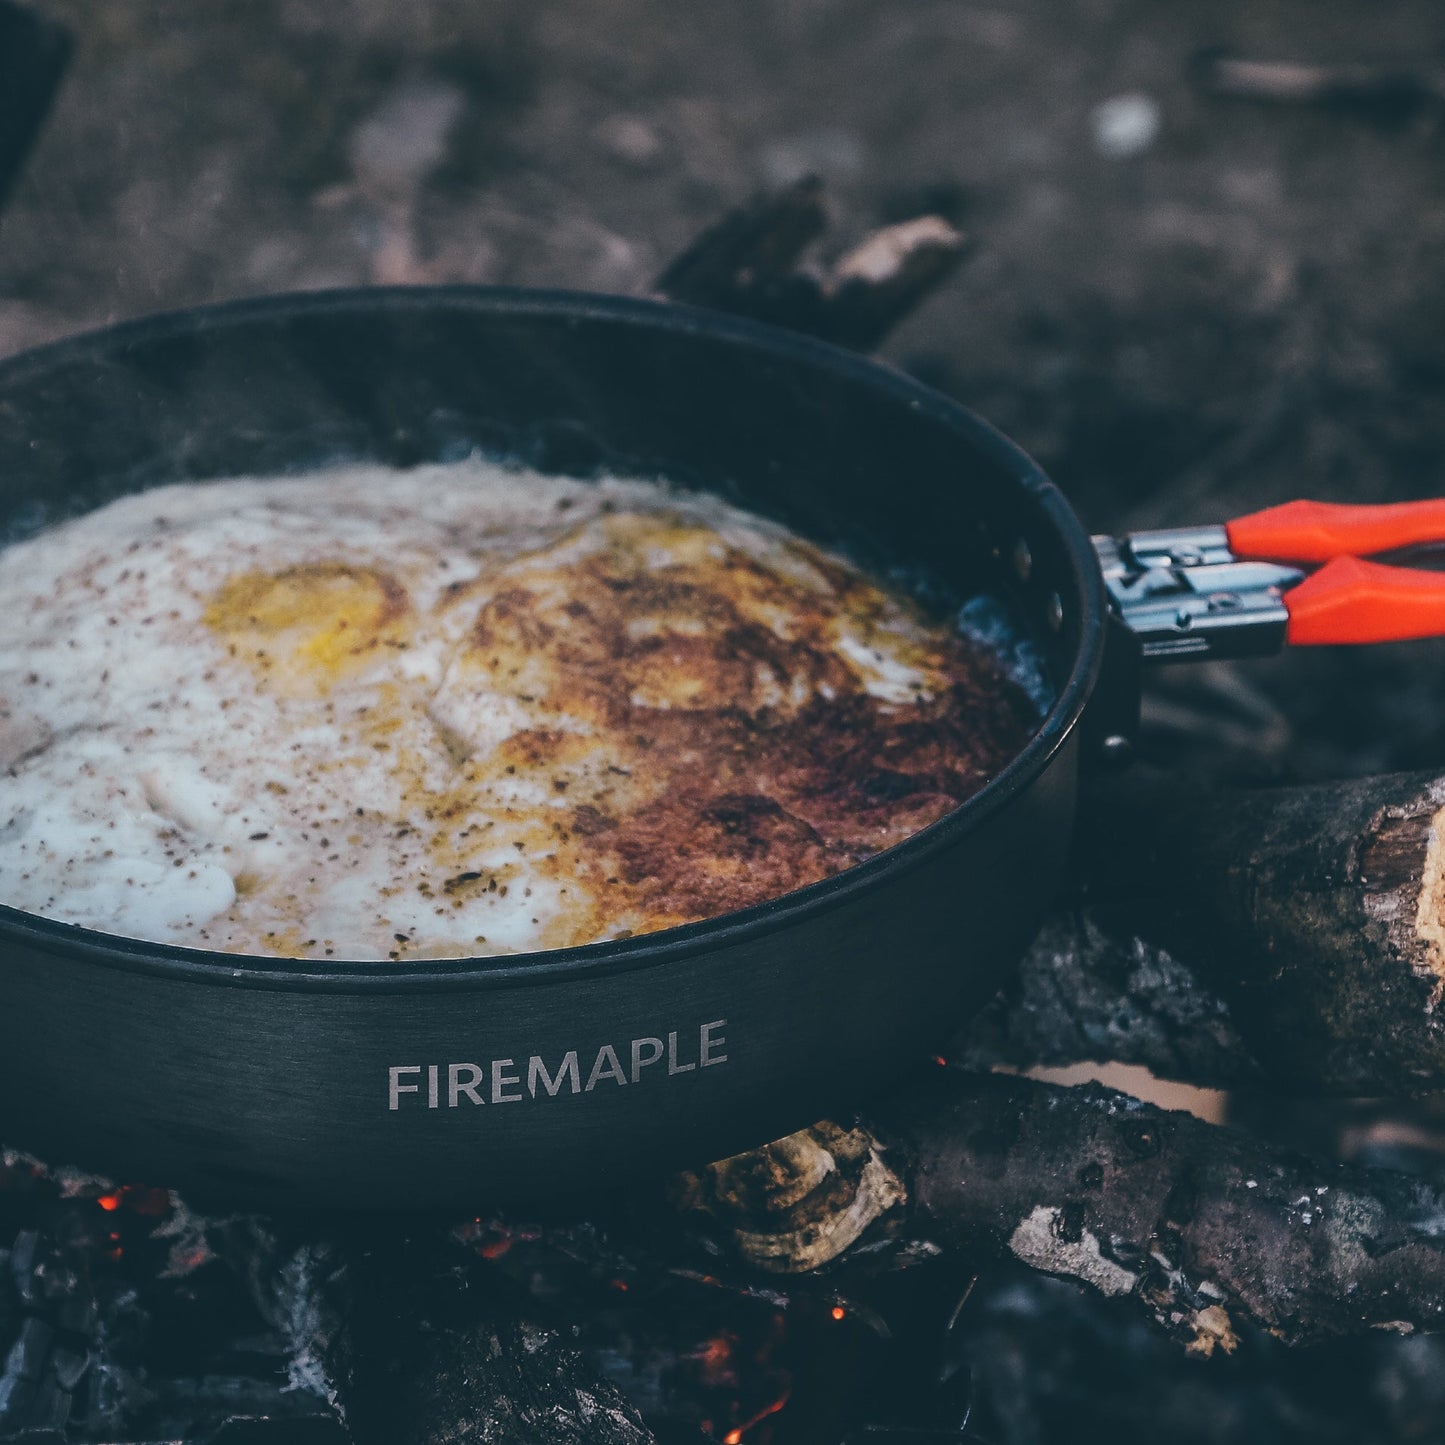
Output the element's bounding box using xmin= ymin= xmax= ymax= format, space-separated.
xmin=966 ymin=768 xmax=1445 ymax=1095
xmin=676 ymin=1069 xmax=1445 ymax=1350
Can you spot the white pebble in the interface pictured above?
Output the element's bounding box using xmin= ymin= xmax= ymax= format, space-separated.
xmin=596 ymin=115 xmax=663 ymax=167
xmin=350 ymin=80 xmax=466 ymax=196
xmin=1091 ymin=93 xmax=1161 ymax=159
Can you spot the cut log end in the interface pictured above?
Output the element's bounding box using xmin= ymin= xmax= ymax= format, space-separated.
xmin=1405 ymin=796 xmax=1445 ymax=986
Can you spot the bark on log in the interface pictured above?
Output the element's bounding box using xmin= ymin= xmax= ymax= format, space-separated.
xmin=960 ymin=768 xmax=1445 ymax=1095
xmin=676 ymin=1070 xmax=1445 ymax=1350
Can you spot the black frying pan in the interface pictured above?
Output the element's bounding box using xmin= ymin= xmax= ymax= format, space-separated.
xmin=0 ymin=286 xmax=1118 ymax=1210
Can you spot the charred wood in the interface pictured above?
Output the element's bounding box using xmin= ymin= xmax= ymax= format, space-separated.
xmin=820 ymin=214 xmax=969 ymax=351
xmin=270 ymin=1229 xmax=657 ymax=1445
xmin=959 ymin=911 xmax=1259 ymax=1091
xmin=655 ymin=176 xmax=967 ymax=349
xmin=677 ymin=1070 xmax=1445 ymax=1350
xmin=654 ymin=174 xmax=827 ymax=314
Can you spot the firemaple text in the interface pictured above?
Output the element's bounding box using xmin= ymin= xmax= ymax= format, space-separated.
xmin=388 ymin=1020 xmax=728 ymax=1110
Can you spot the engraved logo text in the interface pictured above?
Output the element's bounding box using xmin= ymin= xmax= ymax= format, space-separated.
xmin=388 ymin=1019 xmax=728 ymax=1110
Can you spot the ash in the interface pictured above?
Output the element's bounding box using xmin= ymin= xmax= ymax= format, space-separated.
xmin=0 ymin=1151 xmax=345 ymax=1445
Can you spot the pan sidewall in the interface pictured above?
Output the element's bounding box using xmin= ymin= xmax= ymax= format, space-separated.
xmin=0 ymin=735 xmax=1073 ymax=1211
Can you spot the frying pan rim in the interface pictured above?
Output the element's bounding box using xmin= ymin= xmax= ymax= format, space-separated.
xmin=0 ymin=284 xmax=1106 ymax=992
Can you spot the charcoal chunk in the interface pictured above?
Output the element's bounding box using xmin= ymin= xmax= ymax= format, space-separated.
xmin=53 ymin=1290 xmax=95 ymax=1338
xmin=0 ymin=1370 xmax=35 ymax=1430
xmin=24 ymin=1371 xmax=71 ymax=1432
xmin=48 ymin=1343 xmax=89 ymax=1391
xmin=8 ymin=1233 xmax=39 ymax=1305
xmin=5 ymin=1316 xmax=53 ymax=1381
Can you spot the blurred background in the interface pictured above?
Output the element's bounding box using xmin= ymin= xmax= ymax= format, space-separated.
xmin=2 ymin=4 xmax=1445 ymax=1441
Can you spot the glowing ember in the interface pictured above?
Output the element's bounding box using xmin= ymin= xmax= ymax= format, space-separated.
xmin=722 ymin=1389 xmax=791 ymax=1442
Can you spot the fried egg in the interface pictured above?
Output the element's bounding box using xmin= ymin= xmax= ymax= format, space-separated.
xmin=0 ymin=461 xmax=1037 ymax=959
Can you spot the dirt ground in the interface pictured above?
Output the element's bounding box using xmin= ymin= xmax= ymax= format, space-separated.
xmin=3 ymin=0 xmax=1443 ymax=779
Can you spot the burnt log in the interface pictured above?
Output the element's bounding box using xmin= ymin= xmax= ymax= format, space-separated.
xmin=960 ymin=768 xmax=1445 ymax=1095
xmin=677 ymin=1069 xmax=1445 ymax=1350
xmin=655 ymin=176 xmax=967 ymax=349
xmin=654 ymin=174 xmax=828 ymax=318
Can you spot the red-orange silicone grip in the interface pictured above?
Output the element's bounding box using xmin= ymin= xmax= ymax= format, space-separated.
xmin=1227 ymin=498 xmax=1445 ymax=564
xmin=1285 ymin=555 xmax=1445 ymax=646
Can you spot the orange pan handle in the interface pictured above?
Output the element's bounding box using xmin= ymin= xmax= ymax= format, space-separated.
xmin=1227 ymin=498 xmax=1445 ymax=564
xmin=1285 ymin=555 xmax=1445 ymax=646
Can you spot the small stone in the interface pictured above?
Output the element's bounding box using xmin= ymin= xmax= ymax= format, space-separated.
xmin=349 ymin=79 xmax=467 ymax=197
xmin=595 ymin=115 xmax=663 ymax=167
xmin=1091 ymin=93 xmax=1161 ymax=159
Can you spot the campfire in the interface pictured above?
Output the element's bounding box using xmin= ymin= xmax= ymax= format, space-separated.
xmin=4 ymin=6 xmax=1445 ymax=1443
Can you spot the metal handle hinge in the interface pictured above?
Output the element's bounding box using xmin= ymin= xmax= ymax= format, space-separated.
xmin=1093 ymin=525 xmax=1305 ymax=662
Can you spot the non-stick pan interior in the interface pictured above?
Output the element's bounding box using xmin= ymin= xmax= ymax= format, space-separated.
xmin=0 ymin=289 xmax=1093 ymax=705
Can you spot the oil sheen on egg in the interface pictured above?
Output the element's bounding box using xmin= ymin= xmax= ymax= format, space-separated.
xmin=0 ymin=461 xmax=1039 ymax=960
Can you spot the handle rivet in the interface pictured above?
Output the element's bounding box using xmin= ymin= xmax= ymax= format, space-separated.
xmin=1046 ymin=592 xmax=1064 ymax=632
xmin=1012 ymin=538 xmax=1032 ymax=583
